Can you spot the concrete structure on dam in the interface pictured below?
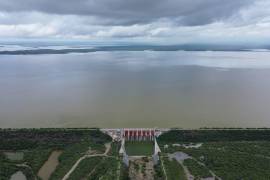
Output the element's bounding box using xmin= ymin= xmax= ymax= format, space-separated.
xmin=101 ymin=128 xmax=168 ymax=142
xmin=123 ymin=128 xmax=155 ymax=141
xmin=101 ymin=128 xmax=168 ymax=166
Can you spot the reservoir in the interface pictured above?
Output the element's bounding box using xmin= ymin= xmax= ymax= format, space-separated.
xmin=1 ymin=51 xmax=270 ymax=128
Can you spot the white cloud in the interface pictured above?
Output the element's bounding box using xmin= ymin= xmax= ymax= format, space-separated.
xmin=0 ymin=24 xmax=57 ymax=37
xmin=95 ymin=24 xmax=151 ymax=38
xmin=0 ymin=0 xmax=269 ymax=44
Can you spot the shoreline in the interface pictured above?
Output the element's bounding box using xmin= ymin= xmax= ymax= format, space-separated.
xmin=2 ymin=127 xmax=270 ymax=130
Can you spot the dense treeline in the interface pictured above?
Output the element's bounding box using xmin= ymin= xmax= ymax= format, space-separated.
xmin=162 ymin=156 xmax=186 ymax=180
xmin=175 ymin=142 xmax=270 ymax=180
xmin=183 ymin=159 xmax=211 ymax=179
xmin=0 ymin=128 xmax=111 ymax=150
xmin=158 ymin=129 xmax=270 ymax=143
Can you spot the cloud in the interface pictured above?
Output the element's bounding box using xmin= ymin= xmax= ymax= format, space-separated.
xmin=0 ymin=0 xmax=253 ymax=26
xmin=0 ymin=0 xmax=269 ymax=44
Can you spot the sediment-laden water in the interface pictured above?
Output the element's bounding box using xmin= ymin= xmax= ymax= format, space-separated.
xmin=1 ymin=51 xmax=270 ymax=128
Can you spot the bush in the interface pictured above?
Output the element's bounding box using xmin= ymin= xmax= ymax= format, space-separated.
xmin=183 ymin=159 xmax=211 ymax=179
xmin=162 ymin=156 xmax=186 ymax=180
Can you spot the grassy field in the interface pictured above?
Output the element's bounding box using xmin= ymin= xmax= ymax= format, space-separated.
xmin=125 ymin=141 xmax=154 ymax=156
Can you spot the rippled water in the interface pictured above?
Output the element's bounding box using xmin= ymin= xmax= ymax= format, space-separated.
xmin=1 ymin=51 xmax=270 ymax=128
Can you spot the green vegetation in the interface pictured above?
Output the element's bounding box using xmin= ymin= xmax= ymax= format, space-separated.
xmin=0 ymin=128 xmax=111 ymax=150
xmin=68 ymin=156 xmax=102 ymax=180
xmin=0 ymin=154 xmax=20 ymax=180
xmin=88 ymin=157 xmax=119 ymax=180
xmin=0 ymin=128 xmax=111 ymax=180
xmin=125 ymin=141 xmax=153 ymax=156
xmin=158 ymin=129 xmax=270 ymax=143
xmin=119 ymin=162 xmax=130 ymax=180
xmin=24 ymin=148 xmax=53 ymax=173
xmin=0 ymin=148 xmax=53 ymax=180
xmin=159 ymin=130 xmax=270 ymax=180
xmin=50 ymin=142 xmax=89 ymax=180
xmin=108 ymin=142 xmax=120 ymax=156
xmin=50 ymin=140 xmax=107 ymax=180
xmin=162 ymin=156 xmax=187 ymax=180
xmin=4 ymin=129 xmax=270 ymax=180
xmin=183 ymin=159 xmax=211 ymax=179
xmin=154 ymin=161 xmax=166 ymax=180
xmin=4 ymin=152 xmax=24 ymax=161
xmin=179 ymin=142 xmax=270 ymax=180
xmin=0 ymin=152 xmax=36 ymax=180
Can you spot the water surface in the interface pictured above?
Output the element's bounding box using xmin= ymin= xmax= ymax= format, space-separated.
xmin=1 ymin=51 xmax=270 ymax=128
xmin=4 ymin=152 xmax=24 ymax=161
xmin=10 ymin=171 xmax=26 ymax=180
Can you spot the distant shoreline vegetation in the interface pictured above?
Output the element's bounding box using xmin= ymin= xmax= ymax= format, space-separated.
xmin=158 ymin=129 xmax=270 ymax=143
xmin=0 ymin=45 xmax=270 ymax=55
xmin=2 ymin=127 xmax=270 ymax=130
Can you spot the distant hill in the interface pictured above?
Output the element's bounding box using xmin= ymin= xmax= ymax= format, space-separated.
xmin=1 ymin=44 xmax=270 ymax=55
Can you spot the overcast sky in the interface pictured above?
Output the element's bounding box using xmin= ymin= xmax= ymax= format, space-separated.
xmin=0 ymin=0 xmax=270 ymax=44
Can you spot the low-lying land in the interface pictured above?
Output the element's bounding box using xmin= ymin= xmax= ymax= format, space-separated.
xmin=2 ymin=128 xmax=270 ymax=180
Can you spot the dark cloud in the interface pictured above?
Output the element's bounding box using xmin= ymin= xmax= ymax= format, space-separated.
xmin=0 ymin=0 xmax=253 ymax=25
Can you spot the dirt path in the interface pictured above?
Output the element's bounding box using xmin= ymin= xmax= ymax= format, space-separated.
xmin=62 ymin=142 xmax=111 ymax=180
xmin=85 ymin=159 xmax=105 ymax=178
xmin=104 ymin=142 xmax=111 ymax=155
xmin=160 ymin=156 xmax=168 ymax=180
xmin=168 ymin=152 xmax=194 ymax=180
xmin=192 ymin=157 xmax=221 ymax=180
xmin=169 ymin=151 xmax=221 ymax=180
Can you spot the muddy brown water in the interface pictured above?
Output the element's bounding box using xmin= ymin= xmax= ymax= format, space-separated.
xmin=38 ymin=150 xmax=63 ymax=180
xmin=1 ymin=51 xmax=270 ymax=128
